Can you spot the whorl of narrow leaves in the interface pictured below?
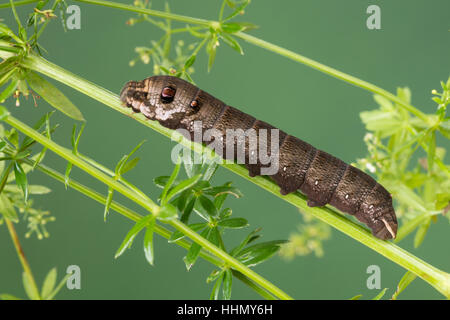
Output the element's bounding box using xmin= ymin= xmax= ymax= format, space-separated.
xmin=358 ymin=81 xmax=450 ymax=247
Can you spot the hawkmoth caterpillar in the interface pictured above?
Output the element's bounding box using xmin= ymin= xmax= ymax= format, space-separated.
xmin=120 ymin=75 xmax=398 ymax=240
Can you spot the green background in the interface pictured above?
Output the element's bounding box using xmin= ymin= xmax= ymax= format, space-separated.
xmin=1 ymin=0 xmax=449 ymax=299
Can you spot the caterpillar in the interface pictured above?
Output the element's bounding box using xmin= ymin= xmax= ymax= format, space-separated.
xmin=120 ymin=75 xmax=398 ymax=240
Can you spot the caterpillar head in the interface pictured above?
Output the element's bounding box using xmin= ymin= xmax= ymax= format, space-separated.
xmin=120 ymin=75 xmax=200 ymax=129
xmin=361 ymin=185 xmax=398 ymax=240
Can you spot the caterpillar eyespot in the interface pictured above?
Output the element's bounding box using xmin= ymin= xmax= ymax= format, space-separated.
xmin=190 ymin=100 xmax=199 ymax=110
xmin=161 ymin=86 xmax=176 ymax=103
xmin=120 ymin=75 xmax=398 ymax=240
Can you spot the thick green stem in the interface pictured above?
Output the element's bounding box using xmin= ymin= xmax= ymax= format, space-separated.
xmin=2 ymin=113 xmax=293 ymax=300
xmin=10 ymin=53 xmax=450 ymax=299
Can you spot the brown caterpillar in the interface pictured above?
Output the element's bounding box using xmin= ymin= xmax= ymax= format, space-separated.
xmin=120 ymin=75 xmax=398 ymax=240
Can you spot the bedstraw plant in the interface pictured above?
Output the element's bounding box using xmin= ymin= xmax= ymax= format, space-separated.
xmin=0 ymin=0 xmax=448 ymax=300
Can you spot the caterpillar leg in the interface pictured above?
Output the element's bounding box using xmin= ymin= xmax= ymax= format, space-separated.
xmin=307 ymin=199 xmax=327 ymax=207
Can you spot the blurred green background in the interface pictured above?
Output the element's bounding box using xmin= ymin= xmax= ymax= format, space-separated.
xmin=0 ymin=0 xmax=449 ymax=299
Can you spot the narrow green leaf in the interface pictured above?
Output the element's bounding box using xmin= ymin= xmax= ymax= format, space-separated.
xmin=222 ymin=269 xmax=232 ymax=300
xmin=197 ymin=195 xmax=218 ymax=217
xmin=168 ymin=223 xmax=206 ymax=243
xmin=153 ymin=175 xmax=170 ymax=188
xmin=44 ymin=272 xmax=71 ymax=300
xmin=219 ymin=208 xmax=232 ymax=219
xmin=115 ymin=214 xmax=155 ymax=259
xmin=71 ymin=123 xmax=85 ymax=152
xmin=7 ymin=129 xmax=18 ymax=148
xmin=64 ymin=162 xmax=72 ymax=189
xmin=22 ymin=272 xmax=40 ymax=300
xmin=236 ymin=240 xmax=287 ymax=267
xmin=183 ymin=71 xmax=195 ymax=84
xmin=26 ymin=184 xmax=51 ymax=194
xmin=160 ymin=159 xmax=181 ymax=205
xmin=349 ymin=294 xmax=362 ymax=300
xmin=180 ymin=196 xmax=196 ymax=223
xmin=201 ymin=159 xmax=218 ymax=181
xmin=20 ymin=111 xmax=54 ymax=151
xmin=223 ymin=0 xmax=250 ymax=22
xmin=159 ymin=65 xmax=170 ymax=74
xmin=0 ymin=23 xmax=15 ymax=37
xmin=0 ymin=105 xmax=11 ymax=121
xmin=104 ymin=187 xmax=114 ymax=221
xmin=116 ymin=140 xmax=145 ymax=175
xmin=432 ymin=97 xmax=443 ymax=105
xmin=0 ymin=294 xmax=22 ymax=300
xmin=17 ymin=79 xmax=29 ymax=97
xmin=184 ymin=54 xmax=196 ymax=69
xmin=206 ymin=269 xmax=223 ymax=284
xmin=210 ymin=273 xmax=223 ymax=300
xmin=221 ymin=34 xmax=244 ymax=54
xmin=33 ymin=113 xmax=52 ymax=169
xmin=372 ymin=288 xmax=388 ymax=300
xmin=175 ymin=189 xmax=189 ymax=212
xmin=33 ymin=146 xmax=47 ymax=169
xmin=0 ymin=68 xmax=17 ymax=88
xmin=207 ymin=227 xmax=221 ymax=247
xmin=207 ymin=35 xmax=217 ymax=72
xmin=13 ymin=161 xmax=28 ymax=201
xmin=26 ymin=71 xmax=84 ymax=121
xmin=143 ymin=215 xmax=156 ymax=265
xmin=435 ymin=193 xmax=450 ymax=211
xmin=165 ymin=174 xmax=201 ymax=204
xmin=120 ymin=157 xmax=140 ymax=175
xmin=41 ymin=268 xmax=57 ymax=299
xmin=392 ymin=271 xmax=417 ymax=300
xmin=230 ymin=228 xmax=261 ymax=256
xmin=184 ymin=227 xmax=210 ymax=270
xmin=186 ymin=24 xmax=209 ymax=38
xmin=427 ymin=132 xmax=436 ymax=174
xmin=193 ymin=180 xmax=211 ymax=191
xmin=218 ymin=217 xmax=248 ymax=229
xmin=0 ymin=77 xmax=18 ymax=103
xmin=183 ymin=154 xmax=194 ymax=177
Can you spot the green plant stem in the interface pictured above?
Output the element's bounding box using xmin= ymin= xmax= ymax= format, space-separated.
xmin=0 ymin=0 xmax=38 ymax=9
xmin=13 ymin=157 xmax=275 ymax=300
xmin=231 ymin=270 xmax=276 ymax=300
xmin=5 ymin=218 xmax=41 ymax=300
xmin=2 ymin=114 xmax=293 ymax=301
xmin=10 ymin=53 xmax=450 ymax=298
xmin=74 ymin=0 xmax=212 ymax=27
